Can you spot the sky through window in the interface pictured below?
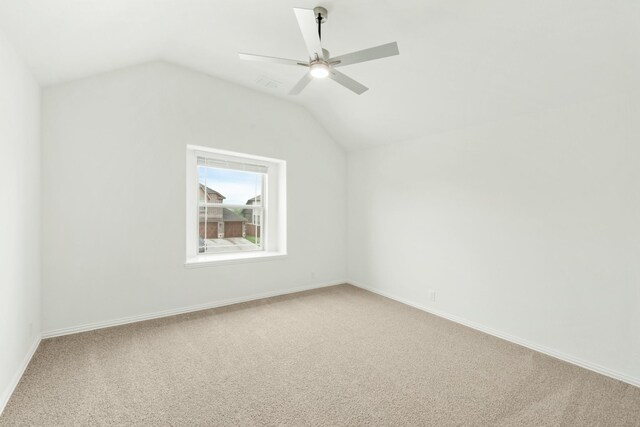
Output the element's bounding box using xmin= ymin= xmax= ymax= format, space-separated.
xmin=198 ymin=166 xmax=262 ymax=205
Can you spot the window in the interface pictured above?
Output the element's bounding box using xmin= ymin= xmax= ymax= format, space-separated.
xmin=186 ymin=146 xmax=286 ymax=266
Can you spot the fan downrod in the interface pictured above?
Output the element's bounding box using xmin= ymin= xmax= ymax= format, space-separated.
xmin=313 ymin=7 xmax=328 ymax=23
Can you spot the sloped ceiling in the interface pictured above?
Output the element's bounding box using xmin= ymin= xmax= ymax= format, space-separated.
xmin=0 ymin=0 xmax=638 ymax=150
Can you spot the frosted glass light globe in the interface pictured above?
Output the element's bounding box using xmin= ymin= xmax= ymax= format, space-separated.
xmin=309 ymin=62 xmax=330 ymax=78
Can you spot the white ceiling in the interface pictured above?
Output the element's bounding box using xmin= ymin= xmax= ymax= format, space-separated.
xmin=1 ymin=0 xmax=639 ymax=150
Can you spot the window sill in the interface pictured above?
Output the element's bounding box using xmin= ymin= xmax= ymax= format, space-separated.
xmin=184 ymin=251 xmax=287 ymax=268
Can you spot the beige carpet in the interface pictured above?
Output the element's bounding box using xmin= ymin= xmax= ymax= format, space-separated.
xmin=1 ymin=284 xmax=639 ymax=426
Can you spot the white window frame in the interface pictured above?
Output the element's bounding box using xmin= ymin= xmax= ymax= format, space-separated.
xmin=185 ymin=145 xmax=287 ymax=267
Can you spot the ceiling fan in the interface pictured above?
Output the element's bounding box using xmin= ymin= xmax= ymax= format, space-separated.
xmin=239 ymin=6 xmax=399 ymax=95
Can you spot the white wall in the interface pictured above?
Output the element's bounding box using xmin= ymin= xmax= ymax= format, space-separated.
xmin=0 ymin=31 xmax=41 ymax=410
xmin=41 ymin=61 xmax=347 ymax=333
xmin=348 ymin=93 xmax=640 ymax=383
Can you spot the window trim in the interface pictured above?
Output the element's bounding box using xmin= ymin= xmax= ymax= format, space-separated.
xmin=185 ymin=145 xmax=287 ymax=267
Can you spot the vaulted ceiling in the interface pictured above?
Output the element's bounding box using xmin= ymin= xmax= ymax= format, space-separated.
xmin=1 ymin=0 xmax=638 ymax=150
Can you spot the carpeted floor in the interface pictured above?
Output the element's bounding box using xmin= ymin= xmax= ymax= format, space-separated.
xmin=1 ymin=284 xmax=639 ymax=426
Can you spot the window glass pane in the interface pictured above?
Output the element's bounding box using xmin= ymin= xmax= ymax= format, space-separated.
xmin=196 ymin=161 xmax=264 ymax=255
xmin=197 ymin=166 xmax=263 ymax=205
xmin=199 ymin=207 xmax=222 ymax=234
xmin=199 ymin=207 xmax=262 ymax=254
xmin=243 ymin=208 xmax=262 ymax=247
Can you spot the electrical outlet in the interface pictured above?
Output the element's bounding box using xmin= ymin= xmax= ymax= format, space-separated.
xmin=428 ymin=290 xmax=436 ymax=302
xmin=310 ymin=271 xmax=316 ymax=281
xmin=29 ymin=322 xmax=33 ymax=336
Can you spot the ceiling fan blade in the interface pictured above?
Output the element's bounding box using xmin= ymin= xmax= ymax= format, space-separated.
xmin=238 ymin=53 xmax=307 ymax=67
xmin=329 ymin=69 xmax=368 ymax=95
xmin=330 ymin=42 xmax=399 ymax=68
xmin=293 ymin=8 xmax=323 ymax=60
xmin=289 ymin=72 xmax=313 ymax=95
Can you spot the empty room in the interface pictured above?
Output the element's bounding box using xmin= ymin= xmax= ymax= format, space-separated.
xmin=1 ymin=1 xmax=639 ymax=425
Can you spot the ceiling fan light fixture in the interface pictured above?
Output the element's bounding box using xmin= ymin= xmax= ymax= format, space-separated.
xmin=238 ymin=7 xmax=399 ymax=94
xmin=309 ymin=62 xmax=329 ymax=78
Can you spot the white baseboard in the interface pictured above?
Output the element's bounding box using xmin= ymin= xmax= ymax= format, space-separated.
xmin=348 ymin=280 xmax=640 ymax=389
xmin=0 ymin=334 xmax=41 ymax=416
xmin=42 ymin=280 xmax=345 ymax=339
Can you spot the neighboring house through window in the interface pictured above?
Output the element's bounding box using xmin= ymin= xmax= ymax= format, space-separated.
xmin=242 ymin=195 xmax=262 ymax=232
xmin=186 ymin=146 xmax=286 ymax=266
xmin=199 ymin=184 xmax=248 ymax=242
